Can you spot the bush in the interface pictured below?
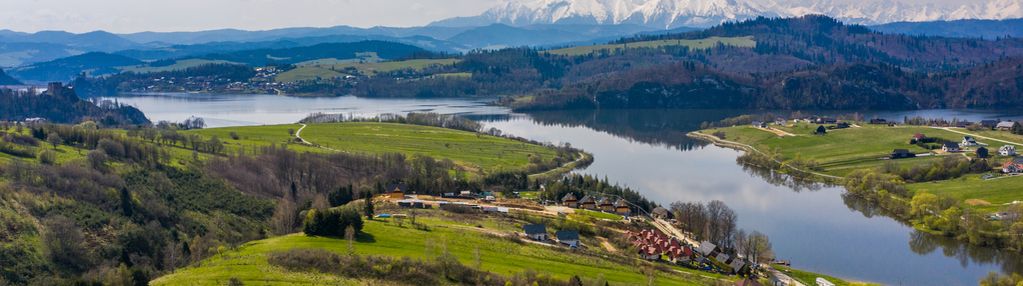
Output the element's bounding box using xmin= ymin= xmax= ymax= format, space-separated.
xmin=38 ymin=150 xmax=56 ymax=165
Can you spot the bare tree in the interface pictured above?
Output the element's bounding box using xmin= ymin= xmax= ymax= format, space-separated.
xmin=270 ymin=198 xmax=298 ymax=235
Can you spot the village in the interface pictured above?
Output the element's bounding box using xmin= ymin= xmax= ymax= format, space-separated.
xmin=374 ymin=183 xmax=824 ymax=286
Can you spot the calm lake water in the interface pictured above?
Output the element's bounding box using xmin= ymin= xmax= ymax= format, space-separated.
xmin=107 ymin=93 xmax=1023 ymax=286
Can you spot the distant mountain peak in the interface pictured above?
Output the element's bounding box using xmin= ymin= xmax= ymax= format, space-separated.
xmin=432 ymin=0 xmax=1023 ymax=28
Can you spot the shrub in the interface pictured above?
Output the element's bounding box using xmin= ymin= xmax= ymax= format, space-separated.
xmin=38 ymin=150 xmax=56 ymax=165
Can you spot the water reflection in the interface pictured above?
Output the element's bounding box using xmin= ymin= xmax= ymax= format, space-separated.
xmin=107 ymin=93 xmax=1023 ymax=285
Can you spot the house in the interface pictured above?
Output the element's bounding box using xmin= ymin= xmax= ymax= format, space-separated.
xmin=835 ymin=122 xmax=851 ymax=129
xmin=981 ymin=120 xmax=999 ymax=129
xmin=1003 ymin=157 xmax=1023 ymax=174
xmin=639 ymin=246 xmax=660 ymax=260
xmin=943 ymin=142 xmax=961 ymax=153
xmin=651 ymin=207 xmax=671 ymax=219
xmin=869 ymin=118 xmax=888 ymax=124
xmin=597 ymin=197 xmax=614 ymax=212
xmin=998 ymin=120 xmax=1014 ymax=130
xmin=556 ymin=230 xmax=580 ymax=248
xmin=696 ymin=241 xmax=718 ymax=256
xmin=387 ymin=183 xmax=408 ymax=199
xmin=578 ymin=195 xmax=597 ymax=210
xmin=916 ymin=133 xmax=932 ymax=144
xmin=962 ymin=136 xmax=979 ymax=147
xmin=523 ymin=224 xmax=548 ymax=241
xmin=561 ymin=193 xmax=579 ymax=208
xmin=890 ymin=149 xmax=916 ymax=159
xmin=1000 ymin=145 xmax=1017 ymax=156
xmin=729 ymin=259 xmax=747 ymax=273
xmin=815 ymin=117 xmax=837 ymax=124
xmin=613 ymin=198 xmax=631 ymax=216
xmin=977 ymin=147 xmax=990 ymax=158
xmin=752 ymin=121 xmax=767 ymax=128
xmin=955 ymin=120 xmax=974 ymax=128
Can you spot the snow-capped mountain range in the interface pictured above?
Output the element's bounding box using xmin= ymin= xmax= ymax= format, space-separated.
xmin=432 ymin=0 xmax=1023 ymax=28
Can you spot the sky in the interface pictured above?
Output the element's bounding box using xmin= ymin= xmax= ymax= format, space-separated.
xmin=0 ymin=0 xmax=503 ymax=33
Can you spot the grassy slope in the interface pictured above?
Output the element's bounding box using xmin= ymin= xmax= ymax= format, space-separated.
xmin=187 ymin=122 xmax=559 ymax=175
xmin=274 ymin=66 xmax=349 ymax=83
xmin=702 ymin=123 xmax=969 ymax=176
xmin=119 ymin=59 xmax=240 ymax=73
xmin=153 ymin=216 xmax=721 ymax=286
xmin=298 ymin=58 xmax=461 ymax=76
xmin=909 ymin=175 xmax=1023 ymax=212
xmin=301 ymin=123 xmax=557 ymax=174
xmin=547 ymin=36 xmax=756 ymax=56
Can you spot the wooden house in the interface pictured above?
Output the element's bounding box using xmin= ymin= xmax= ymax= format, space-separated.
xmin=561 ymin=193 xmax=578 ymax=208
xmin=613 ymin=198 xmax=631 ymax=216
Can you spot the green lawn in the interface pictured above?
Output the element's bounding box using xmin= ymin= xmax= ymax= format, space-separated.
xmin=547 ymin=36 xmax=756 ymax=56
xmin=298 ymin=58 xmax=461 ymax=76
xmin=119 ymin=59 xmax=241 ymax=73
xmin=573 ymin=209 xmax=624 ymax=221
xmin=187 ymin=122 xmax=559 ymax=175
xmin=909 ymin=175 xmax=1023 ymax=212
xmin=300 ymin=123 xmax=558 ymax=174
xmin=152 ymin=219 xmax=724 ymax=285
xmin=702 ymin=124 xmax=970 ymax=176
xmin=274 ymin=66 xmax=349 ymax=83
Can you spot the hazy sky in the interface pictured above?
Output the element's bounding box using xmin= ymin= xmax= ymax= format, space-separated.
xmin=0 ymin=0 xmax=503 ymax=33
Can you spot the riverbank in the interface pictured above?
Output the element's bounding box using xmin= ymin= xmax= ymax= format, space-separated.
xmin=690 ymin=121 xmax=1023 ymax=255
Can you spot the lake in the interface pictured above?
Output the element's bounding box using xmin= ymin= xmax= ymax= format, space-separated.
xmin=107 ymin=93 xmax=1023 ymax=286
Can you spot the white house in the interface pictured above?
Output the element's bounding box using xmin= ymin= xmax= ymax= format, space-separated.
xmin=943 ymin=142 xmax=961 ymax=153
xmin=523 ymin=224 xmax=547 ymax=241
xmin=961 ymin=136 xmax=978 ymax=147
xmin=1000 ymin=145 xmax=1017 ymax=156
xmin=556 ymin=230 xmax=580 ymax=248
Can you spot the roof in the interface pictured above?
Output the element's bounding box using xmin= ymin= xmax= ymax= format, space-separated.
xmin=561 ymin=193 xmax=577 ymax=202
xmin=597 ymin=197 xmax=612 ymax=206
xmin=614 ymin=198 xmax=630 ymax=208
xmin=579 ymin=195 xmax=596 ymax=204
xmin=556 ymin=230 xmax=579 ymax=241
xmin=944 ymin=142 xmax=960 ymax=148
xmin=913 ymin=133 xmax=927 ymax=139
xmin=386 ymin=183 xmax=407 ymax=193
xmin=892 ymin=149 xmax=911 ymax=154
xmin=1001 ymin=145 xmax=1017 ymax=150
xmin=963 ymin=136 xmax=976 ymax=141
xmin=652 ymin=207 xmax=670 ymax=217
xmin=998 ymin=121 xmax=1017 ymax=128
xmin=523 ymin=224 xmax=546 ymax=235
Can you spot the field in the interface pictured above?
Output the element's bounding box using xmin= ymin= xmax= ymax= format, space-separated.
xmin=274 ymin=66 xmax=349 ymax=83
xmin=547 ymin=36 xmax=756 ymax=56
xmin=700 ymin=123 xmax=975 ymax=176
xmin=300 ymin=123 xmax=558 ymax=174
xmin=152 ymin=211 xmax=725 ymax=285
xmin=297 ymin=58 xmax=461 ymax=76
xmin=909 ymin=175 xmax=1023 ymax=212
xmin=119 ymin=59 xmax=241 ymax=73
xmin=186 ymin=122 xmax=560 ymax=175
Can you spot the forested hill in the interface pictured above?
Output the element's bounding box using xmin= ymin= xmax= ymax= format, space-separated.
xmin=197 ymin=40 xmax=433 ymax=66
xmin=0 ymin=69 xmax=20 ymax=85
xmin=0 ymin=84 xmax=149 ymax=126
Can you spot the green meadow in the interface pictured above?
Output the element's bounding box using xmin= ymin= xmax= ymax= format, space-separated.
xmin=547 ymin=36 xmax=756 ymax=56
xmin=152 ymin=213 xmax=726 ymax=286
xmin=186 ymin=122 xmax=560 ymax=175
xmin=119 ymin=59 xmax=241 ymax=73
xmin=274 ymin=66 xmax=350 ymax=83
xmin=298 ymin=58 xmax=461 ymax=76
